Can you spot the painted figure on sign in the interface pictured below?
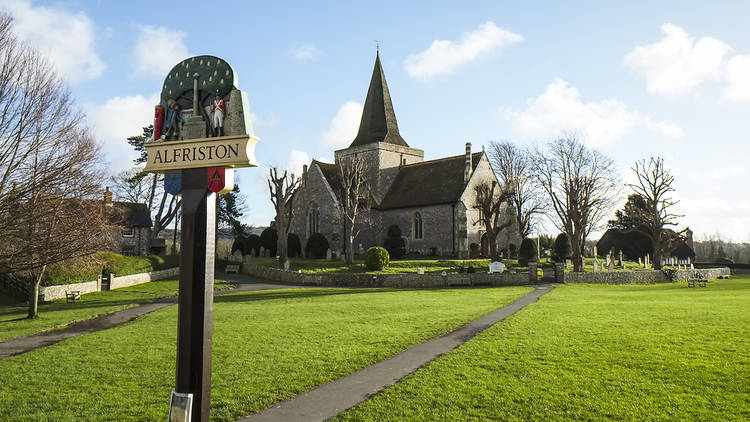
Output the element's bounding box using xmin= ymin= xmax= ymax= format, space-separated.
xmin=212 ymin=91 xmax=225 ymax=137
xmin=164 ymin=102 xmax=182 ymax=140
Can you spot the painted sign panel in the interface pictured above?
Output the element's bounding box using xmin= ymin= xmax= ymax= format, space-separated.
xmin=207 ymin=167 xmax=234 ymax=194
xmin=164 ymin=171 xmax=182 ymax=195
xmin=143 ymin=134 xmax=257 ymax=172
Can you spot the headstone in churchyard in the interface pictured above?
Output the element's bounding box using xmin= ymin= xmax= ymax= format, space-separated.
xmin=618 ymin=250 xmax=623 ymax=267
xmin=340 ymin=253 xmax=346 ymax=262
xmin=565 ymin=259 xmax=570 ymax=269
xmin=638 ymin=257 xmax=642 ymax=266
xmin=325 ymin=248 xmax=332 ymax=261
xmin=594 ymin=245 xmax=598 ymax=257
xmin=417 ymin=267 xmax=425 ymax=275
xmin=690 ymin=263 xmax=694 ymax=269
xmin=358 ymin=243 xmax=364 ymax=254
xmin=259 ymin=246 xmax=265 ymax=257
xmin=601 ymin=261 xmax=606 ymax=272
xmin=593 ymin=258 xmax=598 ymax=272
xmin=608 ymin=258 xmax=614 ymax=272
xmin=489 ymin=261 xmax=505 ymax=273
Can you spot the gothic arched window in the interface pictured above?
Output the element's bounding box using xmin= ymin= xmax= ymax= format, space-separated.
xmin=414 ymin=212 xmax=423 ymax=239
xmin=308 ymin=204 xmax=320 ymax=235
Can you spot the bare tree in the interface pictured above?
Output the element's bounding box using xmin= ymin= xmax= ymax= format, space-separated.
xmin=487 ymin=141 xmax=544 ymax=238
xmin=531 ymin=135 xmax=620 ymax=271
xmin=337 ymin=157 xmax=370 ymax=265
xmin=268 ymin=167 xmax=300 ymax=268
xmin=0 ymin=13 xmax=116 ymax=317
xmin=627 ymin=157 xmax=685 ymax=269
xmin=473 ymin=180 xmax=515 ymax=259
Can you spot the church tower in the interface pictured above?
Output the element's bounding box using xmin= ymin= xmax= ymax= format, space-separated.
xmin=335 ymin=52 xmax=423 ymax=205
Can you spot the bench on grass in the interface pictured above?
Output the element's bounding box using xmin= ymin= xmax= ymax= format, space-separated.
xmin=225 ymin=264 xmax=240 ymax=274
xmin=66 ymin=290 xmax=81 ymax=303
xmin=688 ymin=273 xmax=707 ymax=288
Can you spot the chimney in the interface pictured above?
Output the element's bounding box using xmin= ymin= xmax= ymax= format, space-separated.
xmin=464 ymin=142 xmax=472 ymax=183
xmin=103 ymin=186 xmax=113 ymax=206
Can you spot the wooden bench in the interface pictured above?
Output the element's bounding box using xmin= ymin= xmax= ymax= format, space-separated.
xmin=687 ymin=273 xmax=707 ymax=288
xmin=66 ymin=290 xmax=81 ymax=303
xmin=225 ymin=264 xmax=240 ymax=274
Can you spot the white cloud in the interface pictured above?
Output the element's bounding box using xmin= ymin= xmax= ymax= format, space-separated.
xmin=724 ymin=54 xmax=750 ymax=102
xmin=405 ymin=21 xmax=522 ymax=80
xmin=84 ymin=94 xmax=159 ymax=173
xmin=285 ymin=149 xmax=310 ymax=176
xmin=133 ymin=25 xmax=190 ymax=78
xmin=249 ymin=112 xmax=280 ymax=135
xmin=290 ymin=44 xmax=318 ymax=61
xmin=506 ymin=78 xmax=682 ymax=146
xmin=623 ymin=23 xmax=730 ymax=96
xmin=4 ymin=0 xmax=105 ymax=83
xmin=322 ymin=101 xmax=363 ymax=148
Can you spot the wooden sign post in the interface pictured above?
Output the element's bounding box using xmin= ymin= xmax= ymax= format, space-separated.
xmin=145 ymin=55 xmax=257 ymax=422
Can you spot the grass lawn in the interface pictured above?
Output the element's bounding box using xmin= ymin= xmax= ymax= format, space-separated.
xmin=0 ymin=278 xmax=234 ymax=342
xmin=0 ymin=285 xmax=531 ymax=421
xmin=337 ymin=275 xmax=750 ymax=421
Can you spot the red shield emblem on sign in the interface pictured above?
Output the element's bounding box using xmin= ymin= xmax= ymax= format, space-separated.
xmin=207 ymin=167 xmax=234 ymax=194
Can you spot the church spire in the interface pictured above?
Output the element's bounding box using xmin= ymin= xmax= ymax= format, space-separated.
xmin=349 ymin=52 xmax=408 ymax=148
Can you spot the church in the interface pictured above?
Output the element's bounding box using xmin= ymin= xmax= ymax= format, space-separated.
xmin=288 ymin=53 xmax=520 ymax=258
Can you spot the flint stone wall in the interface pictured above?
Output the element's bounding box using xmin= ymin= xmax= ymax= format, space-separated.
xmin=240 ymin=262 xmax=534 ymax=288
xmin=562 ymin=267 xmax=730 ymax=284
xmin=41 ymin=267 xmax=180 ymax=301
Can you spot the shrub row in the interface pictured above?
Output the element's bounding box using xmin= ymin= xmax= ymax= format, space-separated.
xmin=44 ymin=252 xmax=179 ymax=286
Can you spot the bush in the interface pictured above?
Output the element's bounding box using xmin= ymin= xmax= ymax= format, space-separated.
xmin=305 ymin=233 xmax=330 ymax=259
xmin=245 ymin=234 xmax=261 ymax=257
xmin=518 ymin=238 xmax=537 ymax=266
xmin=44 ymin=252 xmax=180 ymax=286
xmin=383 ymin=237 xmax=406 ymax=259
xmin=386 ymin=224 xmax=402 ymax=238
xmin=553 ymin=233 xmax=572 ymax=262
xmin=231 ymin=239 xmax=245 ymax=255
xmin=288 ymin=233 xmax=302 ymax=258
xmin=365 ymin=246 xmax=390 ymax=271
xmin=260 ymin=228 xmax=277 ymax=256
xmin=469 ymin=243 xmax=480 ymax=258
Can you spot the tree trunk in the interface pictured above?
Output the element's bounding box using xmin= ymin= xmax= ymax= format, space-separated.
xmin=27 ymin=265 xmax=46 ymax=319
xmin=571 ymin=236 xmax=583 ymax=272
xmin=345 ymin=219 xmax=355 ymax=265
xmin=652 ymin=229 xmax=663 ymax=270
xmin=277 ymin=219 xmax=288 ymax=268
xmin=487 ymin=231 xmax=499 ymax=260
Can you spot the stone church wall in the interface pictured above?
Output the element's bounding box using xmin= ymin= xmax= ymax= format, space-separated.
xmin=288 ymin=164 xmax=344 ymax=255
xmin=380 ymin=203 xmax=457 ymax=256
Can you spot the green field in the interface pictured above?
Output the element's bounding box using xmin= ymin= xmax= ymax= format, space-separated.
xmin=0 ymin=278 xmax=233 ymax=342
xmin=338 ymin=275 xmax=750 ymax=421
xmin=0 ymin=286 xmax=530 ymax=421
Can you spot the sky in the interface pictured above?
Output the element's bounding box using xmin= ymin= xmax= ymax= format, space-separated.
xmin=2 ymin=0 xmax=749 ymax=242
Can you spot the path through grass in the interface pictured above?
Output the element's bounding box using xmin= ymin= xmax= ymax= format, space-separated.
xmin=337 ymin=276 xmax=750 ymax=421
xmin=0 ymin=279 xmax=233 ymax=342
xmin=0 ymin=286 xmax=530 ymax=421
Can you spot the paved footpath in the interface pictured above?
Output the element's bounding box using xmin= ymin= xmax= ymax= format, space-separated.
xmin=239 ymin=284 xmax=556 ymax=422
xmin=0 ymin=276 xmax=303 ymax=360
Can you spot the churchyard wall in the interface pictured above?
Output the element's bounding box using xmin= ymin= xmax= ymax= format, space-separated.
xmin=40 ymin=267 xmax=180 ymax=301
xmin=562 ymin=267 xmax=730 ymax=284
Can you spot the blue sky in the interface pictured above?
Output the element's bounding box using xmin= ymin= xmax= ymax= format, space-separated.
xmin=3 ymin=0 xmax=749 ymax=241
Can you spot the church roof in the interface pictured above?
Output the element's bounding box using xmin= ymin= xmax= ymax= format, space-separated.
xmin=379 ymin=152 xmax=483 ymax=210
xmin=313 ymin=160 xmax=344 ymax=200
xmin=349 ymin=53 xmax=408 ymax=148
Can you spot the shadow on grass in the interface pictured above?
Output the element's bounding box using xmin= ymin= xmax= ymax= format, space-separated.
xmin=215 ymin=285 xmax=508 ymax=304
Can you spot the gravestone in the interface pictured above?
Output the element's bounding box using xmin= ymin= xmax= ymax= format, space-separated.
xmin=325 ymin=248 xmax=332 ymax=261
xmin=417 ymin=267 xmax=425 ymax=275
xmin=608 ymin=258 xmax=614 ymax=272
xmin=618 ymin=250 xmax=623 ymax=267
xmin=593 ymin=259 xmax=599 ymax=272
xmin=489 ymin=261 xmax=505 ymax=274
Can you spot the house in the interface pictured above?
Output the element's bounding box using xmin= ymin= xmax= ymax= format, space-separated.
xmin=287 ymin=53 xmax=520 ymax=258
xmin=103 ymin=187 xmax=153 ymax=256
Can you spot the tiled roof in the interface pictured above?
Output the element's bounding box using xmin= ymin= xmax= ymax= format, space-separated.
xmin=110 ymin=202 xmax=152 ymax=227
xmin=379 ymin=152 xmax=483 ymax=210
xmin=349 ymin=53 xmax=408 ymax=148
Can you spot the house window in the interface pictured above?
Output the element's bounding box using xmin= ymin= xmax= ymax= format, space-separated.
xmin=414 ymin=212 xmax=423 ymax=239
xmin=122 ymin=227 xmax=134 ymax=238
xmin=308 ymin=205 xmax=320 ymax=235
